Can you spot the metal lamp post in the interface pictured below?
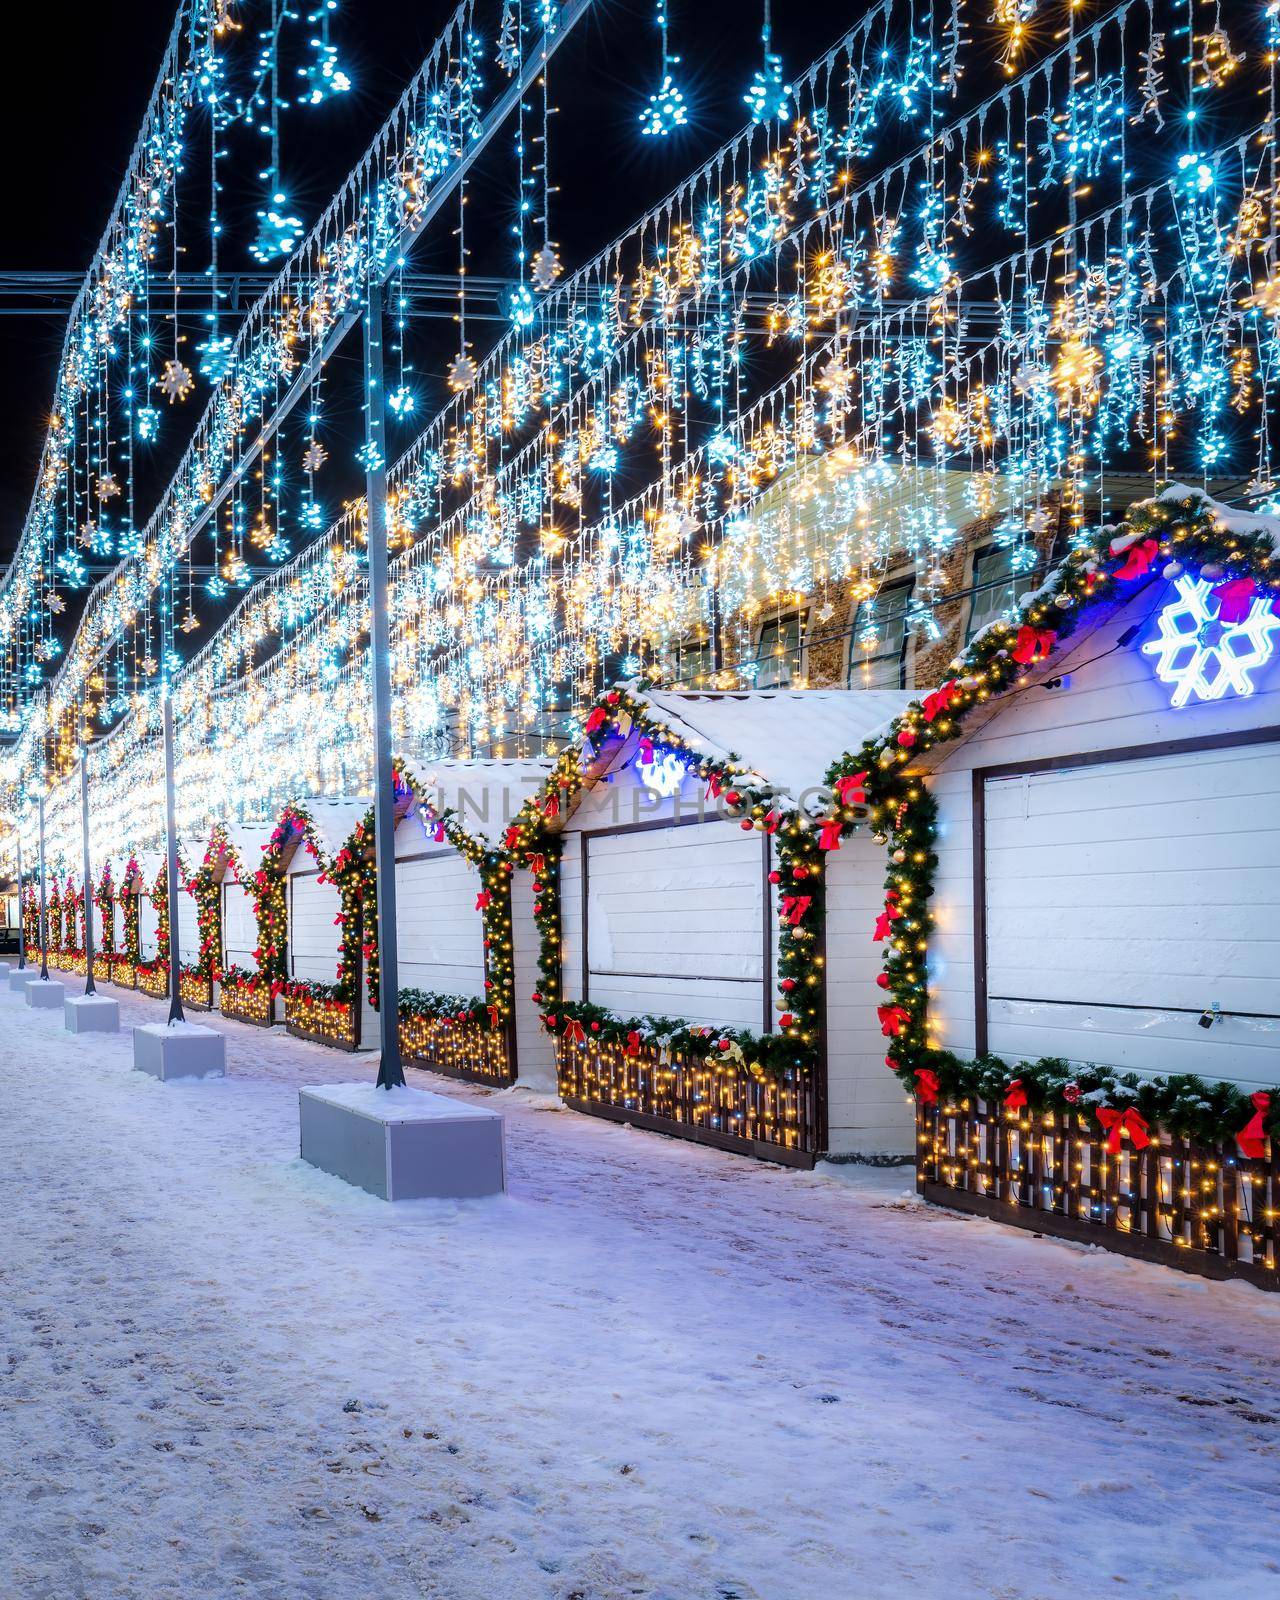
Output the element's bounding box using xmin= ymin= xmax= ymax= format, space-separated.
xmin=364 ymin=277 xmax=402 ymax=1090
xmin=37 ymin=792 xmax=48 ymax=981
xmin=162 ymin=694 xmax=185 ymax=1026
xmin=80 ymin=754 xmax=96 ymax=997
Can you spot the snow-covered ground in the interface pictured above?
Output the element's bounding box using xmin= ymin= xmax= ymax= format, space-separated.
xmin=2 ymin=981 xmax=1278 ymax=1600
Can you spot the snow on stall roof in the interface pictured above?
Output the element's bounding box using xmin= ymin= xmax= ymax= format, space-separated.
xmin=1155 ymin=481 xmax=1280 ymax=551
xmin=219 ymin=821 xmax=274 ymax=871
xmin=631 ymin=687 xmax=922 ymax=804
xmin=400 ymin=757 xmax=554 ymax=849
xmin=295 ymin=796 xmax=371 ymax=863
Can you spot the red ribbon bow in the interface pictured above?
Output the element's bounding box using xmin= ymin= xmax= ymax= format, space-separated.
xmin=876 ymin=1004 xmax=909 ymax=1038
xmin=763 ymin=809 xmax=781 ymax=835
xmin=780 ymin=894 xmax=812 ymax=927
xmin=914 ymin=1068 xmax=940 ymax=1104
xmin=527 ymin=852 xmax=545 ymax=876
xmin=1211 ymin=576 xmax=1258 ymax=625
xmin=1004 ymin=1078 xmax=1027 ymax=1112
xmin=563 ymin=1017 xmax=586 ymax=1046
xmin=1012 ymin=624 xmax=1057 ymax=665
xmin=626 ymin=1029 xmax=642 ymax=1057
xmin=1096 ymin=1105 xmax=1151 ymax=1154
xmin=705 ymin=773 xmax=723 ymax=801
xmin=488 ymin=1005 xmax=500 ymax=1030
xmin=834 ymin=770 xmax=868 ymax=807
xmin=1112 ymin=537 xmax=1160 ymax=582
xmin=475 ymin=890 xmax=492 ymax=911
xmin=584 ymin=706 xmax=608 ymax=734
xmin=872 ymin=900 xmax=903 ymax=942
xmin=921 ymin=681 xmax=961 ymax=723
xmin=544 ymin=794 xmax=560 ymax=819
xmin=503 ymin=825 xmax=522 ymax=850
xmin=818 ymin=819 xmax=843 ymax=852
xmin=1237 ymin=1092 xmax=1271 ymax=1160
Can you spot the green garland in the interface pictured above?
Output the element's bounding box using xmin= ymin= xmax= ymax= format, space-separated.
xmin=119 ymin=857 xmax=141 ymax=964
xmin=502 ymin=683 xmax=828 ymax=1077
xmin=827 ymin=486 xmax=1280 ymax=1149
xmin=355 ymin=767 xmax=517 ymax=1029
xmin=94 ymin=863 xmax=116 ymax=960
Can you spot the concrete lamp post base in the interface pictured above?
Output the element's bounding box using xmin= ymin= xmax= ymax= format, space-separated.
xmin=133 ymin=1021 xmax=226 ymax=1082
xmin=27 ymin=979 xmax=66 ymax=1009
xmin=8 ymin=969 xmax=35 ymax=995
xmin=65 ymin=995 xmax=121 ymax=1034
xmin=299 ymin=1083 xmax=506 ymax=1201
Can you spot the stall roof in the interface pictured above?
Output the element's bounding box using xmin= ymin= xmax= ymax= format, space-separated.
xmin=628 ymin=687 xmax=921 ymax=807
xmin=296 ymin=796 xmax=371 ymax=863
xmin=218 ymin=821 xmax=274 ymax=874
xmin=401 ymin=758 xmax=554 ymax=849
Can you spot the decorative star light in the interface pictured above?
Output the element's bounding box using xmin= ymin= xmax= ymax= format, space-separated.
xmin=250 ymin=198 xmax=305 ymax=264
xmin=636 ymin=747 xmax=688 ymax=798
xmin=1142 ymin=575 xmax=1280 ymax=707
xmin=159 ymin=359 xmax=194 ymax=404
xmin=530 ymin=244 xmax=562 ymax=294
xmin=302 ymin=438 xmax=328 ymax=473
xmin=640 ymin=74 xmax=688 ymax=137
xmin=96 ymin=472 xmax=121 ymax=501
xmin=448 ymin=351 xmax=478 ymax=391
xmin=43 ymin=589 xmax=65 ymax=615
xmin=179 ymin=609 xmax=201 ymax=634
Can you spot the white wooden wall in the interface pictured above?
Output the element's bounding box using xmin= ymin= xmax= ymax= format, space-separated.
xmin=288 ymin=869 xmax=342 ymax=984
xmin=139 ymin=896 xmax=160 ymax=960
xmin=560 ymin=770 xmax=773 ymax=1030
xmin=928 ymin=586 xmax=1280 ymax=1094
xmin=825 ymin=833 xmax=916 ymax=1157
xmin=512 ymin=866 xmax=557 ymax=1090
xmin=395 ymin=850 xmax=486 ymax=996
xmin=222 ymin=882 xmax=257 ymax=969
xmin=176 ymin=888 xmax=201 ymax=965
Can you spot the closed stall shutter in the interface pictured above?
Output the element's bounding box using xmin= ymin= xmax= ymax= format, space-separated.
xmin=222 ymin=882 xmax=257 ymax=969
xmin=982 ymin=740 xmax=1280 ymax=1087
xmin=584 ymin=820 xmax=766 ymax=1029
xmin=139 ymin=897 xmax=160 ymax=960
xmin=289 ymin=873 xmax=342 ymax=983
xmin=176 ymin=889 xmax=201 ymax=965
xmin=396 ymin=852 xmax=485 ymax=996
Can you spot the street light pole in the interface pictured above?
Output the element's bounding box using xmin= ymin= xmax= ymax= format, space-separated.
xmin=16 ymin=826 xmax=25 ymax=971
xmin=163 ymin=695 xmax=185 ymax=1026
xmin=37 ymin=793 xmax=48 ymax=981
xmin=364 ymin=276 xmax=403 ymax=1089
xmin=81 ymin=754 xmax=96 ymax=997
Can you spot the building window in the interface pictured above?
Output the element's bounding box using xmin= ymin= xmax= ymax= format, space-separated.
xmin=673 ymin=636 xmax=715 ymax=686
xmin=966 ymin=543 xmax=1037 ymax=640
xmin=849 ymin=579 xmax=913 ymax=689
xmin=754 ymin=612 xmax=805 ymax=687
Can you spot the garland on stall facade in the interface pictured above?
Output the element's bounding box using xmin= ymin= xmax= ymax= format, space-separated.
xmin=502 ymin=684 xmax=838 ymax=1078
xmin=827 ymin=487 xmax=1280 ymax=1154
xmin=324 ymin=767 xmax=517 ymax=1035
xmin=186 ymin=827 xmax=229 ymax=985
xmin=48 ymin=879 xmax=65 ymax=957
xmin=249 ymin=804 xmax=313 ymax=996
xmin=94 ymin=862 xmax=116 ymax=960
xmin=119 ymin=856 xmax=142 ymax=965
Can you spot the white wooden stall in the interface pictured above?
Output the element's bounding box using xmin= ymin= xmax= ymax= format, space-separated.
xmin=219 ymin=822 xmax=270 ymax=974
xmin=137 ymin=852 xmax=164 ymax=962
xmin=400 ymin=758 xmax=554 ymax=1088
xmin=175 ymin=838 xmax=204 ymax=971
xmin=554 ymin=688 xmax=918 ymax=1159
xmin=913 ymin=579 xmax=1280 ymax=1098
xmin=282 ymin=797 xmax=377 ymax=1048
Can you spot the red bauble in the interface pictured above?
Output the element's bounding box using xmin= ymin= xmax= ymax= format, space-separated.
xmin=768 ymin=869 xmax=782 ymax=884
xmin=897 ymin=728 xmax=917 ymax=748
xmin=724 ymin=790 xmax=740 ymax=806
xmin=740 ymin=819 xmax=753 ymax=831
xmin=793 ymin=866 xmax=808 ymax=881
xmin=875 ymin=972 xmax=891 ymax=990
xmin=780 ymin=978 xmax=795 ymax=992
xmin=779 ymin=1012 xmax=795 ymax=1027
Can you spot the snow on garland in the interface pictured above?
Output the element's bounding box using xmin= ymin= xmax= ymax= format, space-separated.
xmin=501 ymin=683 xmax=846 ymax=1078
xmin=826 ymin=486 xmax=1280 ymax=1154
xmin=93 ymin=861 xmax=116 ymax=961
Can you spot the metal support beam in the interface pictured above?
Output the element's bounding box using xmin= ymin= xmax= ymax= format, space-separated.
xmin=162 ymin=696 xmax=185 ymax=1026
xmin=81 ymin=755 xmax=96 ymax=996
xmin=37 ymin=795 xmax=47 ymax=981
xmin=365 ymin=279 xmax=402 ymax=1090
xmin=16 ymin=827 xmax=25 ymax=969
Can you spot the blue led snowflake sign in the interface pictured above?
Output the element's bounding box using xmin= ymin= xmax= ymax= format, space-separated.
xmin=1142 ymin=575 xmax=1280 ymax=707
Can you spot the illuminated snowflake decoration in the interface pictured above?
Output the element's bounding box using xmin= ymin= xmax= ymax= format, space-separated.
xmin=1142 ymin=576 xmax=1280 ymax=707
xmin=640 ymin=74 xmax=688 ymax=137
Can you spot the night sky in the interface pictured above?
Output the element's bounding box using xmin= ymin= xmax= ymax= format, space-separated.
xmin=0 ymin=0 xmax=844 ymax=564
